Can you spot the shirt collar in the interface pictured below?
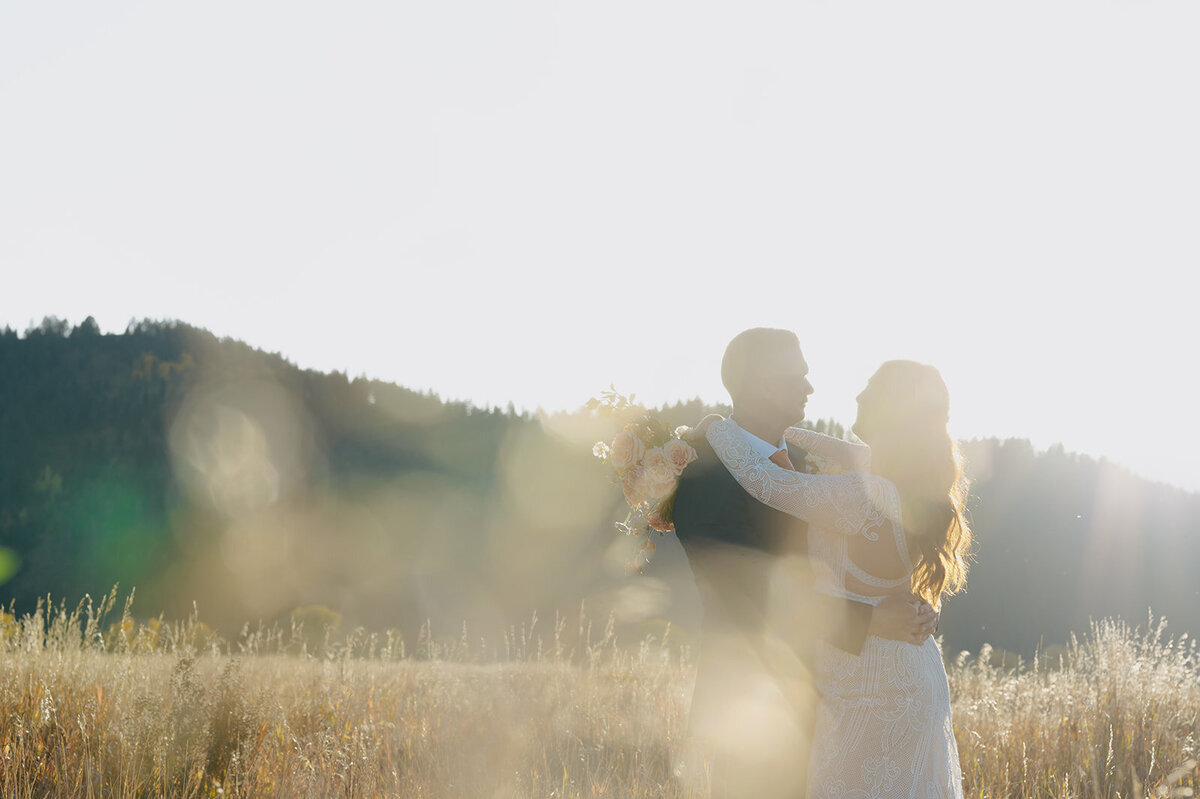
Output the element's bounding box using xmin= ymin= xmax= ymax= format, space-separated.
xmin=728 ymin=418 xmax=787 ymax=459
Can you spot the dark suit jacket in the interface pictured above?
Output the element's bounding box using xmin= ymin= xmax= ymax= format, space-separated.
xmin=673 ymin=435 xmax=873 ymax=660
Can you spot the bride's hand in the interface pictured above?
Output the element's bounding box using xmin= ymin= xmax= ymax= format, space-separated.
xmin=869 ymin=594 xmax=938 ymax=645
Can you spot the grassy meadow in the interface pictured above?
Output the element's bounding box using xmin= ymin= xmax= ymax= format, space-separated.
xmin=0 ymin=591 xmax=1197 ymax=798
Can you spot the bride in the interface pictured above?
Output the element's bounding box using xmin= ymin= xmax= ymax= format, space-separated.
xmin=702 ymin=359 xmax=971 ymax=799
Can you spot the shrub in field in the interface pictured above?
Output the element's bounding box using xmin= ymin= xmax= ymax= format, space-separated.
xmin=287 ymin=603 xmax=343 ymax=657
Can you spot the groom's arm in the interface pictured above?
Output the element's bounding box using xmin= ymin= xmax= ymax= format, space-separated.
xmin=820 ymin=595 xmax=874 ymax=655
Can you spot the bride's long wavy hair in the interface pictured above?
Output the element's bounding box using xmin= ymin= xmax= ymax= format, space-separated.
xmin=865 ymin=361 xmax=972 ymax=608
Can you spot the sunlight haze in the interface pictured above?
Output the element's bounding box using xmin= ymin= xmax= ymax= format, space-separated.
xmin=2 ymin=0 xmax=1196 ymax=491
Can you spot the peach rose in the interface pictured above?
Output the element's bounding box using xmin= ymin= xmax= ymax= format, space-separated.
xmin=621 ymin=466 xmax=648 ymax=506
xmin=647 ymin=476 xmax=676 ymax=503
xmin=634 ymin=469 xmax=670 ymax=505
xmin=609 ymin=429 xmax=646 ymax=470
xmin=641 ymin=447 xmax=677 ymax=500
xmin=663 ymin=438 xmax=697 ymax=475
xmin=642 ymin=447 xmax=674 ymax=484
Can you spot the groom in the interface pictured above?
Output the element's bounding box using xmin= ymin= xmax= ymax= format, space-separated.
xmin=672 ymin=327 xmax=937 ymax=798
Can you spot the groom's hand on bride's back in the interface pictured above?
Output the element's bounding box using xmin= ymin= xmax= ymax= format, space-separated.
xmin=868 ymin=594 xmax=939 ymax=646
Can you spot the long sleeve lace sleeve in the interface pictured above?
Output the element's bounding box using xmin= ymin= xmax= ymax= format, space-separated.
xmin=784 ymin=427 xmax=871 ymax=473
xmin=706 ymin=418 xmax=889 ymax=537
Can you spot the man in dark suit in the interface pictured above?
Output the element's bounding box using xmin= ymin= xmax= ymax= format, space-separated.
xmin=672 ymin=328 xmax=937 ymax=798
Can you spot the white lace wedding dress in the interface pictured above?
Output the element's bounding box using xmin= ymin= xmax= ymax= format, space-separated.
xmin=706 ymin=418 xmax=963 ymax=799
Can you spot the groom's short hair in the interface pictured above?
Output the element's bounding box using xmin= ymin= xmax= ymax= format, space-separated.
xmin=722 ymin=328 xmax=801 ymax=402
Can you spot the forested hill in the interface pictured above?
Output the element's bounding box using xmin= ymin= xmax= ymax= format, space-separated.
xmin=2 ymin=317 xmax=1198 ymax=656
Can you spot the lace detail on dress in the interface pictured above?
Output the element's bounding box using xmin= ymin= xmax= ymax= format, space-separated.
xmin=706 ymin=419 xmax=893 ymax=541
xmin=784 ymin=426 xmax=872 ymax=474
xmin=704 ymin=417 xmax=963 ymax=799
xmin=844 ymin=558 xmax=910 ymax=589
xmin=810 ymin=636 xmax=963 ymax=799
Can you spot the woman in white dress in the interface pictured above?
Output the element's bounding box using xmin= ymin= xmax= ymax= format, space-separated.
xmin=703 ymin=359 xmax=971 ymax=799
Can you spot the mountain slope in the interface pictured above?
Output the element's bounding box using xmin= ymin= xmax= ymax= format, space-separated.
xmin=2 ymin=318 xmax=1197 ymax=655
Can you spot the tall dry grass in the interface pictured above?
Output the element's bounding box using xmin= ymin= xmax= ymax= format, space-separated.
xmin=951 ymin=617 xmax=1199 ymax=798
xmin=0 ymin=590 xmax=1196 ymax=798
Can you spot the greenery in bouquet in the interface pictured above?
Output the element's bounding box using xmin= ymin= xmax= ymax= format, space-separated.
xmin=588 ymin=388 xmax=698 ymax=572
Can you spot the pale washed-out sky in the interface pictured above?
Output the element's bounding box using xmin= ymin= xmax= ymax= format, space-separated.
xmin=2 ymin=0 xmax=1197 ymax=491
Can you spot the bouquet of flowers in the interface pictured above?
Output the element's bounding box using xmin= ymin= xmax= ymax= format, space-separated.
xmin=588 ymin=388 xmax=698 ymax=572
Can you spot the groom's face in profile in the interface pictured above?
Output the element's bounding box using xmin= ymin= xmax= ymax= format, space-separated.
xmin=761 ymin=345 xmax=813 ymax=426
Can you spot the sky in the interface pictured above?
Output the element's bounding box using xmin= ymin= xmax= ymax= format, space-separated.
xmin=2 ymin=0 xmax=1198 ymax=492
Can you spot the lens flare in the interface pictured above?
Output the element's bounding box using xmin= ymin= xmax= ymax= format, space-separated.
xmin=169 ymin=380 xmax=314 ymax=519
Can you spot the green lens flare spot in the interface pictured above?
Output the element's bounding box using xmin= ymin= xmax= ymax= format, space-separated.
xmin=0 ymin=547 xmax=18 ymax=585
